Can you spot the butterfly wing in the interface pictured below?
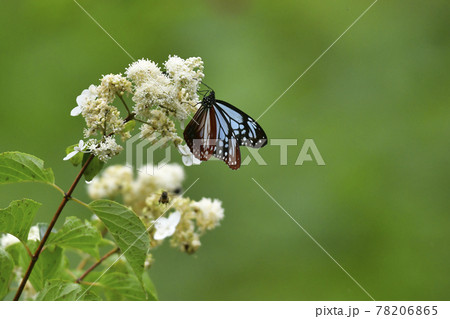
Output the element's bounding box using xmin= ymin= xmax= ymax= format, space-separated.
xmin=183 ymin=93 xmax=267 ymax=170
xmin=213 ymin=106 xmax=241 ymax=170
xmin=215 ymin=100 xmax=268 ymax=148
xmin=184 ymin=105 xmax=217 ymax=161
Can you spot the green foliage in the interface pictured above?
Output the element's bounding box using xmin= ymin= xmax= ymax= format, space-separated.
xmin=65 ymin=144 xmax=84 ymax=167
xmin=99 ymin=273 xmax=148 ymax=301
xmin=25 ymin=242 xmax=65 ymax=292
xmin=0 ymin=199 xmax=41 ymax=242
xmin=36 ymin=280 xmax=100 ymax=301
xmin=0 ymin=152 xmax=54 ymax=185
xmin=47 ymin=216 xmax=102 ymax=258
xmin=0 ymin=135 xmax=156 ymax=301
xmin=142 ymin=272 xmax=158 ymax=301
xmin=88 ymin=200 xmax=150 ymax=279
xmin=0 ymin=248 xmax=14 ymax=300
xmin=82 ymin=153 xmax=104 ymax=181
xmin=122 ymin=119 xmax=136 ymax=133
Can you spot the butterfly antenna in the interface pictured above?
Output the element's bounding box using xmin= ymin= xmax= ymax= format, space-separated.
xmin=201 ymin=81 xmax=214 ymax=91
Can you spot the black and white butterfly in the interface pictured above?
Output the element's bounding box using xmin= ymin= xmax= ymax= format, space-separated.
xmin=183 ymin=90 xmax=267 ymax=170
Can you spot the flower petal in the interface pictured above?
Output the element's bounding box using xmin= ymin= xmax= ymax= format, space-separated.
xmin=182 ymin=155 xmax=193 ymax=166
xmin=193 ymin=156 xmax=202 ymax=165
xmin=63 ymin=150 xmax=79 ymax=161
xmin=177 ymin=144 xmax=190 ymax=156
xmin=70 ymin=106 xmax=82 ymax=116
xmin=153 ymin=229 xmax=168 ymax=240
xmin=168 ymin=211 xmax=181 ymax=226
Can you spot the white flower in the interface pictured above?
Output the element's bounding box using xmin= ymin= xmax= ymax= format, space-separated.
xmin=63 ymin=140 xmax=88 ymax=161
xmin=154 ymin=211 xmax=181 ymax=240
xmin=0 ymin=225 xmax=41 ymax=248
xmin=28 ymin=226 xmax=40 ymax=241
xmin=125 ymin=59 xmax=165 ymax=86
xmin=90 ymin=136 xmax=123 ymax=162
xmin=193 ymin=198 xmax=225 ymax=231
xmin=97 ymin=73 xmax=132 ymax=103
xmin=0 ymin=233 xmax=19 ymax=248
xmin=71 ymin=84 xmax=98 ymax=116
xmin=87 ymin=165 xmax=133 ymax=199
xmin=153 ymin=163 xmax=185 ymax=191
xmin=178 ymin=144 xmax=201 ymax=166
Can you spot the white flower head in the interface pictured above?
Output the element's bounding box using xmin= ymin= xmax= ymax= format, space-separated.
xmin=0 ymin=225 xmax=41 ymax=248
xmin=193 ymin=198 xmax=225 ymax=231
xmin=28 ymin=226 xmax=40 ymax=241
xmin=90 ymin=136 xmax=123 ymax=162
xmin=178 ymin=144 xmax=201 ymax=166
xmin=87 ymin=165 xmax=133 ymax=199
xmin=154 ymin=211 xmax=181 ymax=240
xmin=0 ymin=233 xmax=19 ymax=248
xmin=152 ymin=163 xmax=185 ymax=191
xmin=71 ymin=85 xmax=98 ymax=116
xmin=125 ymin=59 xmax=165 ymax=86
xmin=63 ymin=140 xmax=89 ymax=161
xmin=97 ymin=73 xmax=132 ymax=103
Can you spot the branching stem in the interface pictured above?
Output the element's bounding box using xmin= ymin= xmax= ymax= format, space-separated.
xmin=13 ymin=154 xmax=95 ymax=301
xmin=75 ymin=247 xmax=120 ymax=283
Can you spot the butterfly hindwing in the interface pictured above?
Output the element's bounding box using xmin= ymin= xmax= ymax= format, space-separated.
xmin=213 ymin=104 xmax=241 ymax=169
xmin=184 ymin=106 xmax=216 ymax=160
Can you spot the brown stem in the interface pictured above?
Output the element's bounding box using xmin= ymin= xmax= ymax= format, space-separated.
xmin=117 ymin=94 xmax=131 ymax=115
xmin=23 ymin=244 xmax=33 ymax=258
xmin=75 ymin=247 xmax=120 ymax=283
xmin=13 ymin=154 xmax=95 ymax=301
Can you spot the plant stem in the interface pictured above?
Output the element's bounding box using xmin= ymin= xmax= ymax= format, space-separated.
xmin=13 ymin=154 xmax=95 ymax=301
xmin=70 ymin=197 xmax=90 ymax=208
xmin=75 ymin=247 xmax=120 ymax=283
xmin=117 ymin=94 xmax=131 ymax=115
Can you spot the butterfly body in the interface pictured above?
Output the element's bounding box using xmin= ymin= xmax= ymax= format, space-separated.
xmin=183 ymin=90 xmax=267 ymax=170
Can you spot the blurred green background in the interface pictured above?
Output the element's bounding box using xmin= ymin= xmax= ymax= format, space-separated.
xmin=0 ymin=0 xmax=449 ymax=300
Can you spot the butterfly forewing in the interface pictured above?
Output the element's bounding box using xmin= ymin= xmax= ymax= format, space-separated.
xmin=215 ymin=100 xmax=267 ymax=148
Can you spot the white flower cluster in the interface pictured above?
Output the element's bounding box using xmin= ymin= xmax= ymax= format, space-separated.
xmin=0 ymin=225 xmax=40 ymax=249
xmin=88 ymin=163 xmax=185 ymax=212
xmin=126 ymin=56 xmax=204 ymax=146
xmin=192 ymin=198 xmax=225 ymax=231
xmin=87 ymin=164 xmax=224 ymax=254
xmin=72 ymin=74 xmax=132 ymax=139
xmin=69 ymin=56 xmax=204 ymax=165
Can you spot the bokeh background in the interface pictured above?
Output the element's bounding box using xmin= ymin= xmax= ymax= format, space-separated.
xmin=0 ymin=0 xmax=449 ymax=300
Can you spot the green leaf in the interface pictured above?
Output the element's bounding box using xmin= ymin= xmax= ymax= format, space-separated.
xmin=47 ymin=217 xmax=101 ymax=258
xmin=5 ymin=242 xmax=27 ymax=266
xmin=88 ymin=200 xmax=150 ymax=279
xmin=36 ymin=280 xmax=100 ymax=301
xmin=142 ymin=272 xmax=158 ymax=301
xmin=0 ymin=248 xmax=14 ymax=300
xmin=24 ymin=241 xmax=64 ymax=291
xmin=122 ymin=120 xmax=136 ymax=133
xmin=65 ymin=144 xmax=83 ymax=167
xmin=99 ymin=273 xmax=146 ymax=301
xmin=0 ymin=199 xmax=41 ymax=242
xmin=82 ymin=153 xmax=104 ymax=182
xmin=0 ymin=152 xmax=54 ymax=185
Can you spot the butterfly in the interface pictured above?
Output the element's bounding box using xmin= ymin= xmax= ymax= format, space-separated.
xmin=183 ymin=90 xmax=267 ymax=170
